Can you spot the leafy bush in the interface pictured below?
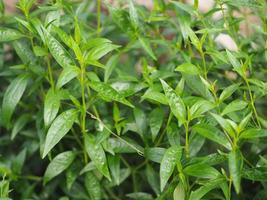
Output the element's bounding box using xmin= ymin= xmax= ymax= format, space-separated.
xmin=0 ymin=0 xmax=267 ymax=199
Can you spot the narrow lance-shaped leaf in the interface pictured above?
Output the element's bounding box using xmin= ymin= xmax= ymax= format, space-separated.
xmin=240 ymin=129 xmax=267 ymax=139
xmin=226 ymin=50 xmax=243 ymax=76
xmin=85 ymin=172 xmax=102 ymax=200
xmin=2 ymin=74 xmax=29 ymax=127
xmin=219 ymin=83 xmax=240 ymax=102
xmin=160 ymin=79 xmax=186 ymax=125
xmin=89 ymin=81 xmax=134 ymax=108
xmin=149 ymin=107 xmax=164 ymax=141
xmin=221 ymin=99 xmax=247 ymax=116
xmin=139 ymin=37 xmax=157 ymax=60
xmin=43 ymin=151 xmax=76 ymax=184
xmin=84 ymin=134 xmax=111 ymax=180
xmin=0 ymin=28 xmax=24 ymax=42
xmin=175 ymin=63 xmax=200 ymax=75
xmin=44 ymin=88 xmax=60 ymax=127
xmin=228 ymin=149 xmax=243 ymax=194
xmin=42 ymin=109 xmax=78 ymax=158
xmin=43 ymin=27 xmax=74 ymax=68
xmin=56 ymin=65 xmax=80 ymax=89
xmin=160 ymin=146 xmax=182 ymax=191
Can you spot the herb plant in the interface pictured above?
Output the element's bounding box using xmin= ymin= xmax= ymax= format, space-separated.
xmin=0 ymin=0 xmax=267 ymax=199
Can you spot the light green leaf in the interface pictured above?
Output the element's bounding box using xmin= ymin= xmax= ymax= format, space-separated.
xmin=85 ymin=43 xmax=119 ymax=61
xmin=44 ymin=151 xmax=76 ymax=184
xmin=11 ymin=114 xmax=31 ymax=140
xmin=189 ymin=177 xmax=226 ymax=200
xmin=175 ymin=63 xmax=200 ymax=75
xmin=85 ymin=172 xmax=102 ymax=200
xmin=160 ymin=146 xmax=182 ymax=191
xmin=240 ymin=129 xmax=267 ymax=139
xmin=108 ymin=155 xmax=120 ymax=186
xmin=44 ymin=28 xmax=74 ymax=68
xmin=228 ymin=149 xmax=243 ymax=194
xmin=160 ymin=79 xmax=186 ymax=125
xmin=44 ymin=88 xmax=61 ymax=127
xmin=84 ymin=134 xmax=111 ymax=180
xmin=221 ymin=99 xmax=247 ymax=116
xmin=219 ymin=83 xmax=240 ymax=102
xmin=146 ymin=163 xmax=160 ymax=195
xmin=129 ymin=0 xmax=139 ymax=30
xmin=42 ymin=109 xmax=78 ymax=158
xmin=211 ymin=113 xmax=235 ymax=138
xmin=0 ymin=28 xmax=24 ymax=42
xmin=90 ymin=81 xmax=134 ymax=108
xmin=2 ymin=74 xmax=29 ymax=127
xmin=173 ymin=183 xmax=185 ymax=200
xmin=190 ymin=99 xmax=215 ymax=119
xmin=226 ymin=50 xmax=243 ymax=76
xmin=139 ymin=37 xmax=157 ymax=60
xmin=141 ymin=89 xmax=168 ymax=105
xmin=56 ymin=65 xmax=80 ymax=89
xmin=193 ymin=123 xmax=231 ymax=149
xmin=184 ymin=163 xmax=220 ymax=179
xmin=149 ymin=107 xmax=164 ymax=141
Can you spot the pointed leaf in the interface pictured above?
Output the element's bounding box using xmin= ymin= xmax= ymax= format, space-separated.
xmin=0 ymin=28 xmax=24 ymax=42
xmin=85 ymin=172 xmax=102 ymax=200
xmin=42 ymin=109 xmax=78 ymax=158
xmin=149 ymin=107 xmax=164 ymax=141
xmin=56 ymin=66 xmax=80 ymax=89
xmin=175 ymin=63 xmax=200 ymax=75
xmin=221 ymin=99 xmax=247 ymax=116
xmin=139 ymin=37 xmax=156 ymax=60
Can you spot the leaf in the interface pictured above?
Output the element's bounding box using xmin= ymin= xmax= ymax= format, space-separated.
xmin=149 ymin=107 xmax=164 ymax=141
xmin=141 ymin=89 xmax=168 ymax=105
xmin=42 ymin=109 xmax=78 ymax=158
xmin=85 ymin=172 xmax=102 ymax=200
xmin=56 ymin=65 xmax=80 ymax=89
xmin=221 ymin=99 xmax=247 ymax=116
xmin=129 ymin=0 xmax=139 ymax=30
xmin=160 ymin=146 xmax=182 ymax=191
xmin=85 ymin=43 xmax=119 ymax=61
xmin=228 ymin=149 xmax=243 ymax=194
xmin=184 ymin=163 xmax=220 ymax=179
xmin=139 ymin=37 xmax=157 ymax=60
xmin=175 ymin=63 xmax=200 ymax=75
xmin=219 ymin=83 xmax=240 ymax=102
xmin=193 ymin=123 xmax=231 ymax=149
xmin=11 ymin=114 xmax=31 ymax=140
xmin=66 ymin=161 xmax=82 ymax=190
xmin=104 ymin=54 xmax=119 ymax=83
xmin=211 ymin=113 xmax=235 ymax=138
xmin=189 ymin=177 xmax=226 ymax=200
xmin=108 ymin=155 xmax=120 ymax=186
xmin=0 ymin=28 xmax=24 ymax=42
xmin=240 ymin=128 xmax=267 ymax=139
xmin=12 ymin=148 xmax=27 ymax=174
xmin=43 ymin=28 xmax=74 ymax=68
xmin=44 ymin=88 xmax=61 ymax=127
xmin=189 ymin=99 xmax=215 ymax=119
xmin=146 ymin=164 xmax=160 ymax=195
xmin=1 ymin=74 xmax=29 ymax=127
xmin=160 ymin=79 xmax=186 ymax=125
xmin=44 ymin=151 xmax=76 ymax=184
xmin=173 ymin=183 xmax=185 ymax=200
xmin=226 ymin=50 xmax=243 ymax=76
xmin=145 ymin=147 xmax=166 ymax=163
xmin=89 ymin=81 xmax=134 ymax=108
xmin=84 ymin=134 xmax=111 ymax=180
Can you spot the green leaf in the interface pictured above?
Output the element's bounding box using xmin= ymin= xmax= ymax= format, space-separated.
xmin=44 ymin=151 xmax=76 ymax=184
xmin=66 ymin=161 xmax=82 ymax=190
xmin=175 ymin=63 xmax=200 ymax=75
xmin=146 ymin=164 xmax=160 ymax=195
xmin=85 ymin=172 xmax=102 ymax=200
xmin=85 ymin=42 xmax=119 ymax=61
xmin=1 ymin=74 xmax=29 ymax=127
xmin=56 ymin=65 xmax=80 ymax=89
xmin=44 ymin=88 xmax=61 ymax=127
xmin=240 ymin=128 xmax=267 ymax=139
xmin=189 ymin=177 xmax=226 ymax=200
xmin=84 ymin=134 xmax=111 ymax=180
xmin=141 ymin=89 xmax=168 ymax=105
xmin=211 ymin=113 xmax=235 ymax=138
xmin=184 ymin=163 xmax=220 ymax=179
xmin=160 ymin=145 xmax=182 ymax=191
xmin=226 ymin=50 xmax=243 ymax=76
xmin=149 ymin=107 xmax=164 ymax=141
xmin=129 ymin=0 xmax=139 ymax=30
xmin=42 ymin=109 xmax=78 ymax=158
xmin=145 ymin=147 xmax=166 ymax=163
xmin=0 ymin=28 xmax=24 ymax=42
xmin=139 ymin=37 xmax=157 ymax=60
xmin=108 ymin=155 xmax=120 ymax=186
xmin=221 ymin=99 xmax=247 ymax=116
xmin=43 ymin=28 xmax=74 ymax=68
xmin=219 ymin=83 xmax=240 ymax=102
xmin=193 ymin=123 xmax=231 ymax=149
xmin=11 ymin=114 xmax=31 ymax=140
xmin=160 ymin=79 xmax=186 ymax=125
xmin=228 ymin=149 xmax=243 ymax=194
xmin=89 ymin=81 xmax=134 ymax=108
xmin=173 ymin=183 xmax=185 ymax=200
xmin=189 ymin=99 xmax=215 ymax=119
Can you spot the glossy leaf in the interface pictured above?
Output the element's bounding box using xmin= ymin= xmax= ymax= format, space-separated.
xmin=85 ymin=172 xmax=102 ymax=200
xmin=44 ymin=151 xmax=76 ymax=184
xmin=221 ymin=99 xmax=247 ymax=116
xmin=149 ymin=107 xmax=164 ymax=141
xmin=2 ymin=74 xmax=29 ymax=127
xmin=160 ymin=146 xmax=182 ymax=191
xmin=0 ymin=28 xmax=24 ymax=42
xmin=175 ymin=63 xmax=200 ymax=75
xmin=42 ymin=109 xmax=78 ymax=158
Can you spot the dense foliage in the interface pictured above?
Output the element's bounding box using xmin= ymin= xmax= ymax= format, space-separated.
xmin=0 ymin=0 xmax=267 ymax=199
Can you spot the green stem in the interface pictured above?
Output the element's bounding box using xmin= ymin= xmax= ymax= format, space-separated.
xmin=200 ymin=50 xmax=207 ymax=79
xmin=46 ymin=56 xmax=54 ymax=90
xmin=97 ymin=0 xmax=101 ymax=36
xmin=184 ymin=121 xmax=190 ymax=158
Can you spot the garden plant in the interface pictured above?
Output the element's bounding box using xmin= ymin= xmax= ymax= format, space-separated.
xmin=0 ymin=0 xmax=267 ymax=199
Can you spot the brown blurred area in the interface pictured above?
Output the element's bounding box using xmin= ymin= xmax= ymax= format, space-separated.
xmin=3 ymin=0 xmax=17 ymax=14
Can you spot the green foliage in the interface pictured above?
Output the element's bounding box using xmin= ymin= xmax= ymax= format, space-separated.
xmin=0 ymin=0 xmax=267 ymax=199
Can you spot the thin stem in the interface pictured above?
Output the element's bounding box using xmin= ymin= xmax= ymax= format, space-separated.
xmin=46 ymin=56 xmax=54 ymax=90
xmin=97 ymin=0 xmax=101 ymax=36
xmin=184 ymin=121 xmax=190 ymax=158
xmin=200 ymin=50 xmax=207 ymax=79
